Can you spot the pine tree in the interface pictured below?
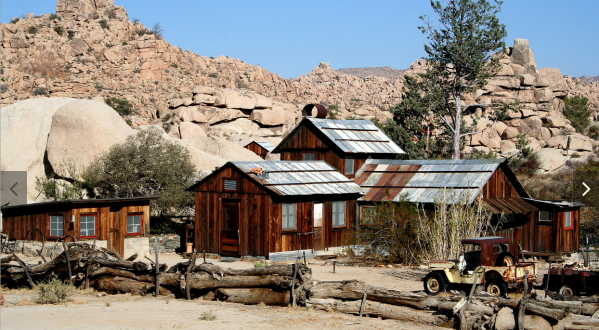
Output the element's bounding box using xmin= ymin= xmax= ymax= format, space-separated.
xmin=419 ymin=0 xmax=507 ymax=159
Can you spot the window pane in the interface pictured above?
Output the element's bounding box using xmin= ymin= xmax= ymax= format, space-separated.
xmin=345 ymin=158 xmax=354 ymax=175
xmin=565 ymin=212 xmax=572 ymax=228
xmin=80 ymin=216 xmax=96 ymax=237
xmin=283 ymin=204 xmax=296 ymax=230
xmin=303 ymin=153 xmax=316 ymax=161
xmin=128 ymin=215 xmax=142 ymax=234
xmin=333 ymin=201 xmax=345 ymax=226
xmin=50 ymin=216 xmax=64 ymax=237
xmin=539 ymin=211 xmax=551 ymax=221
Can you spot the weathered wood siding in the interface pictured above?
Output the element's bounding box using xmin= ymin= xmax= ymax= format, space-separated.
xmin=192 ymin=165 xmax=358 ymax=257
xmin=2 ymin=201 xmax=151 ymax=256
xmin=244 ymin=142 xmax=270 ymax=159
xmin=480 ymin=168 xmax=519 ymax=199
xmin=278 ymin=125 xmax=368 ymax=178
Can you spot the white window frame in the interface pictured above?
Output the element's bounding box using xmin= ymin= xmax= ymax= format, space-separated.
xmin=50 ymin=215 xmax=64 ymax=238
xmin=539 ymin=210 xmax=552 ymax=222
xmin=282 ymin=203 xmax=296 ymax=230
xmin=565 ymin=211 xmax=572 ymax=229
xmin=333 ymin=201 xmax=346 ymax=227
xmin=345 ymin=157 xmax=354 ymax=175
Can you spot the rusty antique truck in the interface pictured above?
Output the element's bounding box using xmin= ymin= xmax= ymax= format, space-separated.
xmin=423 ymin=237 xmax=537 ymax=297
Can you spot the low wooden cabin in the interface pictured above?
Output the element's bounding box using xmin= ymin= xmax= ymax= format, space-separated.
xmin=354 ymin=158 xmax=540 ymax=256
xmin=186 ymin=160 xmax=363 ymax=258
xmin=272 ymin=117 xmax=405 ymax=179
xmin=1 ymin=197 xmax=158 ymax=257
xmin=496 ymin=198 xmax=583 ymax=256
xmin=244 ymin=141 xmax=275 ymax=159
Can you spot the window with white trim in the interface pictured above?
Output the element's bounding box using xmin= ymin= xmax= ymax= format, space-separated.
xmin=333 ymin=201 xmax=346 ymax=227
xmin=50 ymin=215 xmax=64 ymax=238
xmin=539 ymin=211 xmax=552 ymax=222
xmin=345 ymin=157 xmax=354 ymax=175
xmin=80 ymin=215 xmax=96 ymax=237
xmin=127 ymin=214 xmax=143 ymax=235
xmin=282 ymin=203 xmax=296 ymax=230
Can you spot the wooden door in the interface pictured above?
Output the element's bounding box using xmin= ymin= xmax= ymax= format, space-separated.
xmin=313 ymin=203 xmax=324 ymax=251
xmin=108 ymin=206 xmax=123 ymax=256
xmin=535 ymin=223 xmax=554 ymax=253
xmin=220 ymin=200 xmax=240 ymax=256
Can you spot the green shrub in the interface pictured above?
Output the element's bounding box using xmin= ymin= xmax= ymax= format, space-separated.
xmin=170 ymin=63 xmax=178 ymax=68
xmin=253 ymin=261 xmax=267 ymax=268
xmin=37 ymin=277 xmax=73 ymax=304
xmin=122 ymin=41 xmax=128 ymax=46
xmin=564 ymin=96 xmax=592 ymax=133
xmin=151 ymin=22 xmax=163 ymax=39
xmin=105 ymin=97 xmax=133 ymax=116
xmin=588 ymin=126 xmax=599 ymax=140
xmin=53 ymin=26 xmax=64 ymax=36
xmin=94 ymin=82 xmax=104 ymax=92
xmin=199 ymin=310 xmax=216 ymax=321
xmin=28 ymin=26 xmax=38 ymax=34
xmin=32 ymin=87 xmax=49 ymax=96
xmin=67 ymin=30 xmax=75 ymax=40
xmin=49 ymin=13 xmax=61 ymax=21
xmin=1 ymin=85 xmax=9 ymax=93
xmin=162 ymin=113 xmax=171 ymax=121
xmin=105 ymin=8 xmax=117 ymax=19
xmin=208 ymin=73 xmax=218 ymax=78
xmin=99 ymin=20 xmax=108 ymax=29
xmin=10 ymin=17 xmax=20 ymax=24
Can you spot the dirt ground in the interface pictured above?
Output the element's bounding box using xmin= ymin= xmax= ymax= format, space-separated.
xmin=0 ymin=253 xmax=548 ymax=329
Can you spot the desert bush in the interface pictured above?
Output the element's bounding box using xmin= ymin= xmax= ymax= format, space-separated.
xmin=32 ymin=87 xmax=49 ymax=96
xmin=36 ymin=159 xmax=89 ymax=200
xmin=122 ymin=41 xmax=128 ymax=46
xmin=10 ymin=17 xmax=20 ymax=24
xmin=199 ymin=310 xmax=216 ymax=321
xmin=94 ymin=82 xmax=104 ymax=92
xmin=208 ymin=73 xmax=218 ymax=78
xmin=588 ymin=126 xmax=599 ymax=140
xmin=152 ymin=23 xmax=163 ymax=39
xmin=415 ymin=192 xmax=491 ymax=261
xmin=254 ymin=261 xmax=267 ymax=268
xmin=105 ymin=8 xmax=117 ymax=19
xmin=564 ymin=96 xmax=592 ymax=133
xmin=67 ymin=30 xmax=75 ymax=40
xmin=53 ymin=25 xmax=64 ymax=36
xmin=49 ymin=13 xmax=61 ymax=21
xmin=28 ymin=26 xmax=38 ymax=34
xmin=37 ymin=277 xmax=74 ymax=304
xmin=162 ymin=113 xmax=172 ymax=122
xmin=99 ymin=20 xmax=108 ymax=29
xmin=350 ymin=196 xmax=420 ymax=264
xmin=105 ymin=97 xmax=133 ymax=116
xmin=1 ymin=85 xmax=9 ymax=93
xmin=236 ymin=81 xmax=250 ymax=89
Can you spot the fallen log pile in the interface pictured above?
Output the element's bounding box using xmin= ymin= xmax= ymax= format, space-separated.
xmin=306 ymin=280 xmax=599 ymax=329
xmin=5 ymin=245 xmax=599 ymax=329
xmin=1 ymin=243 xmax=312 ymax=306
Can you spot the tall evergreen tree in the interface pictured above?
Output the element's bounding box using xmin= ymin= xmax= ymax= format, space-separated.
xmin=419 ymin=0 xmax=507 ymax=159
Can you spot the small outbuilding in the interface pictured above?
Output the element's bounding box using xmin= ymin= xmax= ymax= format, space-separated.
xmin=1 ymin=197 xmax=158 ymax=257
xmin=244 ymin=141 xmax=276 ymax=159
xmin=186 ymin=160 xmax=363 ymax=258
xmin=272 ymin=117 xmax=405 ymax=178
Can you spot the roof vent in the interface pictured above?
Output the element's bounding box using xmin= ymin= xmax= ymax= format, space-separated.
xmin=302 ymin=104 xmax=327 ymax=118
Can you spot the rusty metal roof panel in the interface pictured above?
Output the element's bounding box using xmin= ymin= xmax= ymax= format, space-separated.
xmin=357 ymin=158 xmax=506 ymax=204
xmin=307 ymin=118 xmax=406 ymax=155
xmin=245 ymin=141 xmax=276 ymax=152
xmin=484 ymin=198 xmax=538 ymax=215
xmin=230 ymin=160 xmax=363 ymax=196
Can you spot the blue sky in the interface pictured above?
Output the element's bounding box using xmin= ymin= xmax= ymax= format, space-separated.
xmin=2 ymin=1 xmax=598 ymax=79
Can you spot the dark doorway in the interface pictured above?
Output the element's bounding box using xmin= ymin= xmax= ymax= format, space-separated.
xmin=221 ymin=200 xmax=240 ymax=256
xmin=313 ymin=203 xmax=324 ymax=251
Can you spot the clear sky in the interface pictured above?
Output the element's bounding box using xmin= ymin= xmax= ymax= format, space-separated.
xmin=2 ymin=0 xmax=598 ymax=79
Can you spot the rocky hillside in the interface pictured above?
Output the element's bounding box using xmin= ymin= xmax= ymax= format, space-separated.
xmin=337 ymin=67 xmax=407 ymax=82
xmin=579 ymin=76 xmax=599 ymax=84
xmin=2 ymin=0 xmax=599 ymax=181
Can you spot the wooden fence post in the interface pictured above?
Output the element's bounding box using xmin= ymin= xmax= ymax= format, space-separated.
xmin=459 ymin=272 xmax=479 ymax=330
xmin=62 ymin=241 xmax=73 ymax=285
xmin=186 ymin=249 xmax=197 ymax=300
xmin=517 ymin=270 xmax=530 ymax=330
xmin=155 ymin=238 xmax=160 ymax=297
xmin=359 ymin=287 xmax=369 ymax=317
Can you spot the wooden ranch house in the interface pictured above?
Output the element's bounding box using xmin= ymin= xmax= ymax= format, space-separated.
xmin=354 ymin=158 xmax=543 ymax=256
xmin=186 ymin=160 xmax=363 ymax=258
xmin=1 ymin=197 xmax=158 ymax=257
xmin=244 ymin=141 xmax=276 ymax=159
xmin=272 ymin=117 xmax=406 ymax=179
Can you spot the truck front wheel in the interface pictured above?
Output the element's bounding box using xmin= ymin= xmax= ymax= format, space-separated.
xmin=486 ymin=278 xmax=507 ymax=297
xmin=558 ymin=284 xmax=578 ymax=297
xmin=423 ymin=272 xmax=447 ymax=295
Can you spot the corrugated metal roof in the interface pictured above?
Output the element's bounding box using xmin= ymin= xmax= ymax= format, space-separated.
xmin=231 ymin=160 xmax=364 ymax=196
xmin=248 ymin=141 xmax=275 ymax=152
xmin=306 ymin=118 xmax=406 ymax=155
xmin=355 ymin=158 xmax=505 ymax=204
xmin=484 ymin=198 xmax=538 ymax=215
